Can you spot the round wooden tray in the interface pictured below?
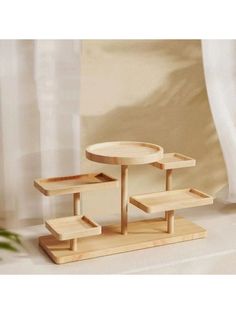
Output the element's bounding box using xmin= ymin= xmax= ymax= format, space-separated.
xmin=86 ymin=141 xmax=163 ymax=165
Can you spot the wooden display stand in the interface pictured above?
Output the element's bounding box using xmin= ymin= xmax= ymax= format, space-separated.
xmin=35 ymin=172 xmax=118 ymax=254
xmin=36 ymin=142 xmax=213 ymax=264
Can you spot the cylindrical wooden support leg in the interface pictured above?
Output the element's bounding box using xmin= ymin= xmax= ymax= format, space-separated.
xmin=70 ymin=238 xmax=78 ymax=251
xmin=121 ymin=165 xmax=128 ymax=235
xmin=165 ymin=211 xmax=169 ymax=221
xmin=165 ymin=169 xmax=173 ymax=221
xmin=166 ymin=169 xmax=175 ymax=232
xmin=73 ymin=192 xmax=80 ymax=216
xmin=167 ymin=210 xmax=175 ymax=234
xmin=70 ymin=193 xmax=80 ymax=251
xmin=166 ymin=169 xmax=173 ymax=191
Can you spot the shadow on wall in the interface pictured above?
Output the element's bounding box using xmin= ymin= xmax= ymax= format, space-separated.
xmin=81 ymin=40 xmax=227 ymax=202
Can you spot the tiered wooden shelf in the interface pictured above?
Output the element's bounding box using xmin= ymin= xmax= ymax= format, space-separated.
xmin=35 ymin=144 xmax=214 ymax=265
xmin=34 ymin=171 xmax=119 ymax=258
xmin=130 ymin=188 xmax=213 ymax=214
xmin=86 ymin=141 xmax=163 ymax=235
xmin=150 ymin=152 xmax=197 ymax=233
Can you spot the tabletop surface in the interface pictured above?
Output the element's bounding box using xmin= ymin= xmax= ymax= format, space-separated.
xmin=86 ymin=141 xmax=163 ymax=165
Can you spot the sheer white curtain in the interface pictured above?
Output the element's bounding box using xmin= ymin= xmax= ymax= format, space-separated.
xmin=0 ymin=40 xmax=81 ymax=227
xmin=202 ymin=40 xmax=236 ymax=202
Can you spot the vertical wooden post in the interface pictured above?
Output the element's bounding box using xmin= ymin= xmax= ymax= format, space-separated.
xmin=70 ymin=239 xmax=77 ymax=251
xmin=70 ymin=192 xmax=80 ymax=251
xmin=121 ymin=165 xmax=128 ymax=235
xmin=166 ymin=169 xmax=172 ymax=191
xmin=167 ymin=210 xmax=174 ymax=234
xmin=73 ymin=192 xmax=81 ymax=215
xmin=165 ymin=169 xmax=172 ymax=220
xmin=166 ymin=169 xmax=174 ymax=233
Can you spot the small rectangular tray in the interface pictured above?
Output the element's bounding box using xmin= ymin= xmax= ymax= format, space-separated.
xmin=152 ymin=153 xmax=196 ymax=170
xmin=130 ymin=188 xmax=213 ymax=213
xmin=34 ymin=172 xmax=118 ymax=196
xmin=45 ymin=215 xmax=101 ymax=241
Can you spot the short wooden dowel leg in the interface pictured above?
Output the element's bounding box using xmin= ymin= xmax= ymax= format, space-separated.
xmin=167 ymin=210 xmax=175 ymax=234
xmin=165 ymin=211 xmax=169 ymax=220
xmin=121 ymin=165 xmax=128 ymax=235
xmin=73 ymin=192 xmax=80 ymax=216
xmin=166 ymin=169 xmax=173 ymax=191
xmin=70 ymin=238 xmax=78 ymax=251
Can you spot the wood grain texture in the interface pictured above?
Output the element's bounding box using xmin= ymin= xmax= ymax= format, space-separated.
xmin=167 ymin=210 xmax=175 ymax=234
xmin=86 ymin=141 xmax=163 ymax=165
xmin=70 ymin=239 xmax=77 ymax=251
xmin=166 ymin=169 xmax=173 ymax=227
xmin=34 ymin=172 xmax=118 ymax=196
xmin=39 ymin=216 xmax=207 ymax=264
xmin=121 ymin=165 xmax=128 ymax=235
xmin=130 ymin=188 xmax=213 ymax=214
xmin=45 ymin=215 xmax=101 ymax=241
xmin=166 ymin=169 xmax=173 ymax=191
xmin=152 ymin=153 xmax=196 ymax=170
xmin=73 ymin=193 xmax=80 ymax=215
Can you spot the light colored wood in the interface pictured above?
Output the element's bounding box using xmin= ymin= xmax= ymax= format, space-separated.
xmin=86 ymin=141 xmax=163 ymax=165
xmin=152 ymin=152 xmax=196 ymax=170
xmin=39 ymin=216 xmax=207 ymax=264
xmin=71 ymin=193 xmax=81 ymax=250
xmin=165 ymin=169 xmax=173 ymax=225
xmin=121 ymin=165 xmax=128 ymax=235
xmin=166 ymin=169 xmax=172 ymax=191
xmin=165 ymin=211 xmax=169 ymax=222
xmin=73 ymin=193 xmax=80 ymax=215
xmin=130 ymin=188 xmax=213 ymax=214
xmin=70 ymin=239 xmax=77 ymax=251
xmin=167 ymin=210 xmax=175 ymax=234
xmin=86 ymin=141 xmax=163 ymax=235
xmin=34 ymin=172 xmax=118 ymax=196
xmin=45 ymin=215 xmax=101 ymax=241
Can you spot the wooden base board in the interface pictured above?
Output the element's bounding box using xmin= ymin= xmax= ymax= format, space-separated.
xmin=39 ymin=216 xmax=206 ymax=264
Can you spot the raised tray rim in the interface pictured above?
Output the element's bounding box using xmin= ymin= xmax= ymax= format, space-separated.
xmin=45 ymin=215 xmax=101 ymax=241
xmin=34 ymin=172 xmax=118 ymax=196
xmin=152 ymin=152 xmax=196 ymax=170
xmin=86 ymin=141 xmax=163 ymax=165
xmin=130 ymin=188 xmax=213 ymax=213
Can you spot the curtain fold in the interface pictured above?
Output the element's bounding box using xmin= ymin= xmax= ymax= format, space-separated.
xmin=0 ymin=40 xmax=81 ymax=226
xmin=202 ymin=40 xmax=236 ymax=202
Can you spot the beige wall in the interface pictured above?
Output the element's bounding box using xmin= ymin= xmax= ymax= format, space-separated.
xmin=80 ymin=40 xmax=227 ymax=219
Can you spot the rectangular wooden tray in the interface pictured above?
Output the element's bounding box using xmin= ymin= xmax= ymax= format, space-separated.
xmin=34 ymin=172 xmax=118 ymax=196
xmin=45 ymin=215 xmax=101 ymax=241
xmin=152 ymin=153 xmax=196 ymax=170
xmin=130 ymin=188 xmax=213 ymax=213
